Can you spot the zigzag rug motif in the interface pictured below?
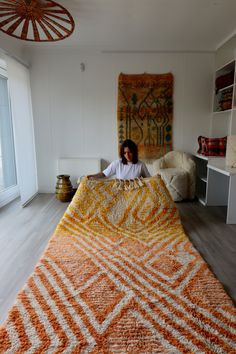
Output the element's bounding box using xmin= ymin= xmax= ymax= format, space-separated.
xmin=0 ymin=175 xmax=236 ymax=353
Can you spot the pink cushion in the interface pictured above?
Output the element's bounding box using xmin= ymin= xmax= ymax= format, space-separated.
xmin=197 ymin=136 xmax=227 ymax=156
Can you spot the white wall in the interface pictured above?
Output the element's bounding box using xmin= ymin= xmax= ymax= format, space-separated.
xmin=0 ymin=33 xmax=25 ymax=64
xmin=26 ymin=47 xmax=214 ymax=192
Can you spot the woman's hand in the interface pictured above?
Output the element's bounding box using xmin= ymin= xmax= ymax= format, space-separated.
xmin=87 ymin=172 xmax=105 ymax=179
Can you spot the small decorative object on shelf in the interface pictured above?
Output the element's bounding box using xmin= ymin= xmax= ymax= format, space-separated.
xmin=56 ymin=175 xmax=73 ymax=202
xmin=218 ymin=88 xmax=233 ymax=111
xmin=212 ymin=59 xmax=236 ymax=137
xmin=213 ymin=60 xmax=235 ymax=113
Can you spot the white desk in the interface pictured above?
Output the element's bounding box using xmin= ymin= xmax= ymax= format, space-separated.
xmin=206 ymin=159 xmax=236 ymax=224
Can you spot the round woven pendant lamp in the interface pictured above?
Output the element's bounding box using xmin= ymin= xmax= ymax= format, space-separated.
xmin=0 ymin=0 xmax=75 ymax=42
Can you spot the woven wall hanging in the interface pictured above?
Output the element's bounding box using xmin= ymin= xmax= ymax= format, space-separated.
xmin=0 ymin=0 xmax=75 ymax=42
xmin=117 ymin=73 xmax=174 ymax=160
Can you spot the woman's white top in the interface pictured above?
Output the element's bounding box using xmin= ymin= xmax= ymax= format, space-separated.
xmin=103 ymin=159 xmax=151 ymax=179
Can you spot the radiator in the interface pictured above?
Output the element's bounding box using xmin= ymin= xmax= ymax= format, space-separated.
xmin=57 ymin=158 xmax=101 ymax=187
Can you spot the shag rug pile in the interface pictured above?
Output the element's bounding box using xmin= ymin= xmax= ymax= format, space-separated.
xmin=0 ymin=176 xmax=236 ymax=353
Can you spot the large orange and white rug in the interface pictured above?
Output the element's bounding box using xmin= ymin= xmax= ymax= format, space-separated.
xmin=0 ymin=176 xmax=236 ymax=353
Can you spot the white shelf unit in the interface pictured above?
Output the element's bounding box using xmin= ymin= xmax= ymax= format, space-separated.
xmin=195 ymin=154 xmax=236 ymax=224
xmin=212 ymin=60 xmax=236 ymax=136
xmin=195 ymin=154 xmax=208 ymax=205
xmin=195 ymin=154 xmax=225 ymax=206
xmin=195 ymin=59 xmax=236 ymax=224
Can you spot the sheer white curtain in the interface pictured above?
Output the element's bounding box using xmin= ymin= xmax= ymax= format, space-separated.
xmin=6 ymin=56 xmax=38 ymax=206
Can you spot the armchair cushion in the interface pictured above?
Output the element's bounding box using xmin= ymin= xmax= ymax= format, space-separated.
xmin=153 ymin=151 xmax=196 ymax=201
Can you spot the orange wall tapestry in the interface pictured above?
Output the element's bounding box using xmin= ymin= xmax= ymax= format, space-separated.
xmin=117 ymin=73 xmax=173 ymax=160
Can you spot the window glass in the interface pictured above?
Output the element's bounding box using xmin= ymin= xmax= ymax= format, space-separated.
xmin=0 ymin=75 xmax=17 ymax=191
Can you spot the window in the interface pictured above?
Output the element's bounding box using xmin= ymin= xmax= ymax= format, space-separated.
xmin=0 ymin=74 xmax=17 ymax=192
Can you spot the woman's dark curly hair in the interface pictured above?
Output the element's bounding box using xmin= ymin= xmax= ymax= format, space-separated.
xmin=120 ymin=139 xmax=138 ymax=164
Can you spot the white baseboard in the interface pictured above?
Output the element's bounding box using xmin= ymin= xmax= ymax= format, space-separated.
xmin=22 ymin=192 xmax=38 ymax=207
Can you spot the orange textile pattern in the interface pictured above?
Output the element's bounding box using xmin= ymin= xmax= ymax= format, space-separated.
xmin=117 ymin=73 xmax=173 ymax=160
xmin=0 ymin=176 xmax=236 ymax=353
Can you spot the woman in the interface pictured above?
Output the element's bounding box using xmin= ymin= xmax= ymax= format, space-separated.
xmin=87 ymin=139 xmax=150 ymax=179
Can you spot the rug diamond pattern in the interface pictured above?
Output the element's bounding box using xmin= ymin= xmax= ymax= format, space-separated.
xmin=79 ymin=273 xmax=127 ymax=328
xmin=118 ymin=238 xmax=154 ymax=258
xmin=105 ymin=307 xmax=164 ymax=353
xmin=150 ymin=253 xmax=183 ymax=278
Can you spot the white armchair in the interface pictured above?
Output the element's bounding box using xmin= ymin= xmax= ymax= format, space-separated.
xmin=153 ymin=151 xmax=196 ymax=201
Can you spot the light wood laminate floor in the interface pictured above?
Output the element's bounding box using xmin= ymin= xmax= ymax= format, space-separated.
xmin=177 ymin=201 xmax=236 ymax=306
xmin=0 ymin=195 xmax=235 ymax=325
xmin=0 ymin=194 xmax=69 ymax=325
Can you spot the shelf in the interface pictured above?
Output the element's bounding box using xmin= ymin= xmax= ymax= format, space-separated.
xmin=195 ymin=155 xmax=207 ymax=204
xmin=208 ymin=159 xmax=236 ymax=176
xmin=212 ymin=59 xmax=236 ymax=137
xmin=216 ymin=60 xmax=235 ymax=74
xmin=195 ymin=154 xmax=208 ymax=160
xmin=213 ymin=87 xmax=233 ymax=112
xmin=215 ymin=60 xmax=235 ymax=90
xmin=198 ymin=197 xmax=206 ymax=206
xmin=195 ymin=154 xmax=225 ymax=161
xmin=213 ymin=109 xmax=235 ymax=114
xmin=216 ymin=84 xmax=234 ymax=93
xmin=195 ymin=117 xmax=236 ymax=222
xmin=199 ymin=176 xmax=207 ymax=183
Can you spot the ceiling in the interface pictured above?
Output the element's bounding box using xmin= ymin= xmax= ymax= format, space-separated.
xmin=23 ymin=0 xmax=236 ymax=51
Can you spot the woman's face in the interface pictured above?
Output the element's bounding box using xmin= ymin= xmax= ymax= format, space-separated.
xmin=124 ymin=147 xmax=133 ymax=162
